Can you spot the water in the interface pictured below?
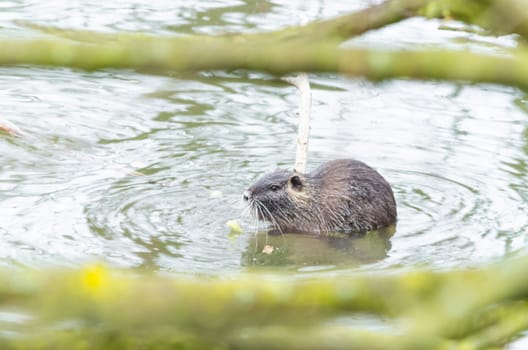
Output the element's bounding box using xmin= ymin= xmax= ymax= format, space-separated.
xmin=0 ymin=1 xmax=527 ymax=276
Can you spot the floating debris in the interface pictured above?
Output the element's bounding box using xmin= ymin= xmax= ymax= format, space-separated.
xmin=226 ymin=220 xmax=243 ymax=239
xmin=262 ymin=245 xmax=274 ymax=255
xmin=0 ymin=118 xmax=23 ymax=136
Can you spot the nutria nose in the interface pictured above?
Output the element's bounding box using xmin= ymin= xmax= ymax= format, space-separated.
xmin=243 ymin=190 xmax=251 ymax=201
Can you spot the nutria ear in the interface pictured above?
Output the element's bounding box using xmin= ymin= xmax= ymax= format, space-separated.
xmin=289 ymin=175 xmax=303 ymax=190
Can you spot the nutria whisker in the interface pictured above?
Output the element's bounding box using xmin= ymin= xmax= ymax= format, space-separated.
xmin=252 ymin=200 xmax=263 ymax=225
xmin=239 ymin=203 xmax=251 ymax=219
xmin=243 ymin=159 xmax=397 ymax=234
xmin=261 ymin=198 xmax=287 ymax=236
xmin=255 ymin=201 xmax=266 ymax=233
xmin=255 ymin=201 xmax=272 ymax=244
xmin=257 ymin=200 xmax=284 ymax=235
xmin=252 ymin=200 xmax=261 ymax=232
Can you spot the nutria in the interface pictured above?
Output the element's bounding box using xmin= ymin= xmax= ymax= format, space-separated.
xmin=243 ymin=159 xmax=397 ymax=234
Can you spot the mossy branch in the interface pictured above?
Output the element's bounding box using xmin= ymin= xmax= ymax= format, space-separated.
xmin=14 ymin=0 xmax=430 ymax=44
xmin=1 ymin=39 xmax=528 ymax=89
xmin=2 ymin=255 xmax=528 ymax=348
xmin=17 ymin=0 xmax=528 ymax=43
xmin=2 ymin=0 xmax=528 ymax=348
xmin=1 ymin=0 xmax=526 ymax=91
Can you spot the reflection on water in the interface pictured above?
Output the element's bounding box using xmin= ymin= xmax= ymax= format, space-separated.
xmin=242 ymin=228 xmax=394 ymax=270
xmin=0 ymin=1 xmax=527 ymax=273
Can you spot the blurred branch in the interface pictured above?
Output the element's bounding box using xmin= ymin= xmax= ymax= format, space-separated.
xmin=2 ymin=0 xmax=527 ymax=90
xmin=1 ymin=40 xmax=528 ymax=89
xmin=420 ymin=0 xmax=528 ymax=39
xmin=460 ymin=302 xmax=528 ymax=349
xmin=15 ymin=0 xmax=428 ymax=43
xmin=3 ymin=0 xmax=528 ymax=91
xmin=0 ymin=255 xmax=528 ymax=348
xmin=2 ymin=0 xmax=528 ymax=348
xmin=17 ymin=0 xmax=528 ymax=43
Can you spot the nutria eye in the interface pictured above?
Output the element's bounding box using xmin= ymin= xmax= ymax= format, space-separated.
xmin=270 ymin=185 xmax=280 ymax=191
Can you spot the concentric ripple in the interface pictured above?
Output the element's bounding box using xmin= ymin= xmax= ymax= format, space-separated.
xmin=0 ymin=1 xmax=528 ymax=274
xmin=83 ymin=169 xmax=247 ymax=272
xmin=387 ymin=171 xmax=486 ymax=267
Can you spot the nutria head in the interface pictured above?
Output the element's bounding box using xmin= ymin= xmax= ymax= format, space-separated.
xmin=243 ymin=169 xmax=316 ymax=232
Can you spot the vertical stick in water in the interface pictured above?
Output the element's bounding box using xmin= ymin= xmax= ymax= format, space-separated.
xmin=282 ymin=73 xmax=311 ymax=174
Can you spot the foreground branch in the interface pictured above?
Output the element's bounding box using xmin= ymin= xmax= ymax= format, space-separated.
xmin=1 ymin=254 xmax=528 ymax=349
xmin=16 ymin=0 xmax=431 ymax=44
xmin=1 ymin=39 xmax=527 ymax=89
xmin=2 ymin=0 xmax=528 ymax=348
xmin=18 ymin=0 xmax=528 ymax=44
xmin=1 ymin=0 xmax=526 ymax=90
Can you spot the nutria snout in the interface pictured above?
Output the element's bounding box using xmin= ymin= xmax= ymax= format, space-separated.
xmin=244 ymin=159 xmax=397 ymax=234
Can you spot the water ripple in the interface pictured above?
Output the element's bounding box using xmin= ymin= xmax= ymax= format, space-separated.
xmin=0 ymin=1 xmax=527 ymax=273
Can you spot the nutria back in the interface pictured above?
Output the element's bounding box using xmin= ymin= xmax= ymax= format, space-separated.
xmin=243 ymin=159 xmax=397 ymax=234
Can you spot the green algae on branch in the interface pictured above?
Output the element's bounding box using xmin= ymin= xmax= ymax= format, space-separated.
xmin=17 ymin=0 xmax=528 ymax=43
xmin=14 ymin=0 xmax=429 ymax=43
xmin=421 ymin=0 xmax=528 ymax=39
xmin=1 ymin=39 xmax=528 ymax=89
xmin=2 ymin=0 xmax=528 ymax=349
xmin=2 ymin=255 xmax=528 ymax=349
xmin=1 ymin=0 xmax=527 ymax=90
